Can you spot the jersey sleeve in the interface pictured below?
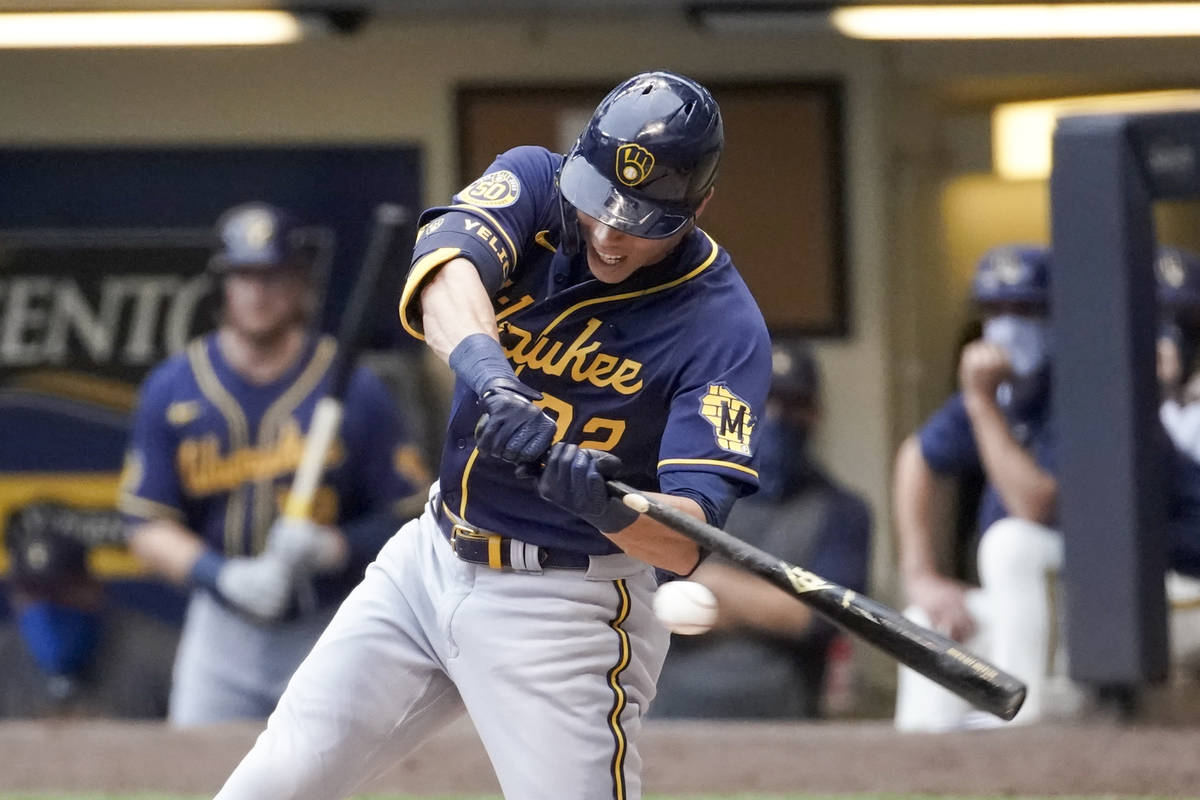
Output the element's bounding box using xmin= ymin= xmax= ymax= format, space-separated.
xmin=917 ymin=392 xmax=981 ymax=475
xmin=342 ymin=366 xmax=428 ymax=508
xmin=118 ymin=364 xmax=186 ymax=525
xmin=399 ymin=146 xmax=562 ymax=339
xmin=657 ymin=311 xmax=773 ymax=496
xmin=337 ymin=367 xmax=431 ymax=564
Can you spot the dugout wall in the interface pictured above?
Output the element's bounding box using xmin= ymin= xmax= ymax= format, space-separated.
xmin=1050 ymin=110 xmax=1200 ymax=686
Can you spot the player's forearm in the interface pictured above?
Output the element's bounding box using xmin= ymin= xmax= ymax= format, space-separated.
xmin=893 ymin=435 xmax=954 ymax=582
xmin=126 ymin=518 xmax=208 ymax=585
xmin=420 ymin=258 xmax=501 ymax=363
xmin=693 ymin=561 xmax=813 ymax=637
xmin=605 ymin=492 xmax=703 ymax=574
xmin=965 ymin=393 xmax=1057 ymax=523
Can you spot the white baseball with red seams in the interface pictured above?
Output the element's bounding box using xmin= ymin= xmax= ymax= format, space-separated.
xmin=653 ymin=579 xmax=718 ymax=635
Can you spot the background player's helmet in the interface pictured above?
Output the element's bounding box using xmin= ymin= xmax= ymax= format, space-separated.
xmin=558 ymin=70 xmax=723 ymax=239
xmin=969 ymin=244 xmax=1051 ymax=311
xmin=4 ymin=508 xmax=90 ymax=596
xmin=208 ymin=202 xmax=319 ymax=274
xmin=769 ymin=340 xmax=820 ymax=407
xmin=1156 ymin=246 xmax=1200 ymax=323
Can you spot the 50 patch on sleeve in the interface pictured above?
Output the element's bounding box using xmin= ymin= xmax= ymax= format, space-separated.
xmin=458 ymin=170 xmax=521 ymax=208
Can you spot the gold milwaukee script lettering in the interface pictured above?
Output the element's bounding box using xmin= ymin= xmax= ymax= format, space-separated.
xmin=176 ymin=419 xmax=344 ymax=495
xmin=500 ymin=317 xmax=644 ymax=395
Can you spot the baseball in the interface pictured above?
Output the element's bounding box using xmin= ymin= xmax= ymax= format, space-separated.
xmin=653 ymin=580 xmax=718 ymax=635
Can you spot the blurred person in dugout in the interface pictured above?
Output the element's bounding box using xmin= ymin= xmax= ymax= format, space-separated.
xmin=1153 ymin=245 xmax=1200 ymax=675
xmin=653 ymin=341 xmax=872 ymax=719
xmin=119 ymin=201 xmax=430 ymax=727
xmin=892 ymin=244 xmax=1068 ymax=731
xmin=895 ymin=244 xmax=1200 ymax=732
xmin=0 ymin=504 xmax=177 ymax=718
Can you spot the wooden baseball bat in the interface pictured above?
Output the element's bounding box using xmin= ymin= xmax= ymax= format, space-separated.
xmin=608 ymin=480 xmax=1027 ymax=721
xmin=284 ymin=203 xmax=410 ymax=522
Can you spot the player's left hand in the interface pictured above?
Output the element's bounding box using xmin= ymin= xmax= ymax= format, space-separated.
xmin=476 ymin=379 xmax=557 ymax=464
xmin=534 ymin=443 xmax=639 ymax=533
xmin=265 ymin=517 xmax=349 ymax=574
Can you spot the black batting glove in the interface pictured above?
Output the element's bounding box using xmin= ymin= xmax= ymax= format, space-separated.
xmin=476 ymin=377 xmax=557 ymax=464
xmin=535 ymin=443 xmax=639 ymax=532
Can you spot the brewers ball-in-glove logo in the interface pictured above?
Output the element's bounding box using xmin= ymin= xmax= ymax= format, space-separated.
xmin=615 ymin=144 xmax=654 ymax=187
xmin=699 ymin=384 xmax=754 ymax=455
xmin=459 ymin=170 xmax=521 ymax=208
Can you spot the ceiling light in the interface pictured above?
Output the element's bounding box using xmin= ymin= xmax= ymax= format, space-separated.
xmin=0 ymin=11 xmax=321 ymax=48
xmin=832 ymin=3 xmax=1200 ymax=40
xmin=993 ymin=90 xmax=1200 ymax=180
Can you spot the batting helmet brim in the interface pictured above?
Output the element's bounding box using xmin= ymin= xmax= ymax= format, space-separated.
xmin=559 ymin=151 xmax=693 ymax=239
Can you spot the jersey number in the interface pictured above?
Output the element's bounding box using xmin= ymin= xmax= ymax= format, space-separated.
xmin=533 ymin=391 xmax=626 ymax=451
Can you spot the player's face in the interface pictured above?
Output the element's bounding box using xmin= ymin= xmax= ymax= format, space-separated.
xmin=576 ymin=211 xmax=688 ymax=284
xmin=222 ymin=268 xmax=310 ymax=345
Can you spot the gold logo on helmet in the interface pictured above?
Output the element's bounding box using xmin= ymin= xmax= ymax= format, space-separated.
xmin=615 ymin=144 xmax=654 ymax=187
xmin=242 ymin=209 xmax=276 ymax=248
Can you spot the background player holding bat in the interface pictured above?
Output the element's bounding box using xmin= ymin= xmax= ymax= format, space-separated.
xmin=120 ymin=201 xmax=427 ymax=727
xmin=214 ymin=70 xmax=773 ymax=800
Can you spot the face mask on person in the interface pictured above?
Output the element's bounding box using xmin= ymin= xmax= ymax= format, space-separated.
xmin=16 ymin=603 xmax=101 ymax=677
xmin=755 ymin=415 xmax=810 ymax=502
xmin=983 ymin=314 xmax=1051 ymax=377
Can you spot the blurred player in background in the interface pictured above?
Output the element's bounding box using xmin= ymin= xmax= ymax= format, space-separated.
xmin=1154 ymin=246 xmax=1200 ymax=672
xmin=0 ymin=504 xmax=177 ymax=718
xmin=120 ymin=201 xmax=428 ymax=727
xmin=214 ymin=70 xmax=772 ymax=800
xmin=653 ymin=340 xmax=871 ymax=719
xmin=893 ymin=245 xmax=1066 ymax=730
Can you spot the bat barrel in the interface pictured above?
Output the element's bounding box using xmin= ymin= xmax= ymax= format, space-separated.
xmin=607 ymin=479 xmax=1027 ymax=722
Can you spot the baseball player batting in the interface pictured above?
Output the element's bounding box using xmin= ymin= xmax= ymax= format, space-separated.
xmin=214 ymin=71 xmax=772 ymax=800
xmin=120 ymin=201 xmax=428 ymax=726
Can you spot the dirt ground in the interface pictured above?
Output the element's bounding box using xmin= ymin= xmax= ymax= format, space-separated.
xmin=1 ymin=715 xmax=1199 ymax=797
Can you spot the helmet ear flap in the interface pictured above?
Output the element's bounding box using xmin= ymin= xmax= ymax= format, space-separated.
xmin=556 ymin=165 xmax=583 ymax=256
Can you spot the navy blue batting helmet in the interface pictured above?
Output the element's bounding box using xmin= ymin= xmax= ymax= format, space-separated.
xmin=558 ymin=71 xmax=723 ymax=239
xmin=208 ymin=202 xmax=318 ymax=274
xmin=4 ymin=507 xmax=89 ymax=595
xmin=969 ymin=245 xmax=1051 ymax=308
xmin=1156 ymin=246 xmax=1200 ymax=315
xmin=770 ymin=341 xmax=820 ymax=405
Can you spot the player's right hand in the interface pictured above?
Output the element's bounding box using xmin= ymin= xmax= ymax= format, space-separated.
xmin=216 ymin=555 xmax=294 ymax=623
xmin=476 ymin=378 xmax=557 ymax=464
xmin=905 ymin=572 xmax=976 ymax=642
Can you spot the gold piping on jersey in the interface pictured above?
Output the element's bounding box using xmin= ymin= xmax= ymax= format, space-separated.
xmin=534 ymin=230 xmax=557 ymax=253
xmin=657 ymin=457 xmax=759 ymax=478
xmin=605 ymin=579 xmax=633 ymax=800
xmin=398 ymin=247 xmax=464 ymax=341
xmin=117 ymin=493 xmax=185 ymax=523
xmin=537 ymin=232 xmax=720 ymax=339
xmin=459 ymin=447 xmax=481 ymax=519
xmin=448 ymin=203 xmax=520 ymax=275
xmin=253 ymin=336 xmax=338 ymax=553
xmin=188 ymin=338 xmax=251 ymax=556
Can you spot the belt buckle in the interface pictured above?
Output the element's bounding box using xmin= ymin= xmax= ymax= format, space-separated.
xmin=450 ymin=523 xmax=504 ymax=569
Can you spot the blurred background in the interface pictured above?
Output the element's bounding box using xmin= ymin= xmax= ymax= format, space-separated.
xmin=3 ymin=0 xmax=1200 ymax=723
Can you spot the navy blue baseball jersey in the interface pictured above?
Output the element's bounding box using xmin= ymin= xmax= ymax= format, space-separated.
xmin=400 ymin=145 xmax=772 ymax=554
xmin=119 ymin=333 xmax=424 ymax=607
xmin=918 ymin=383 xmax=1056 ymax=533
